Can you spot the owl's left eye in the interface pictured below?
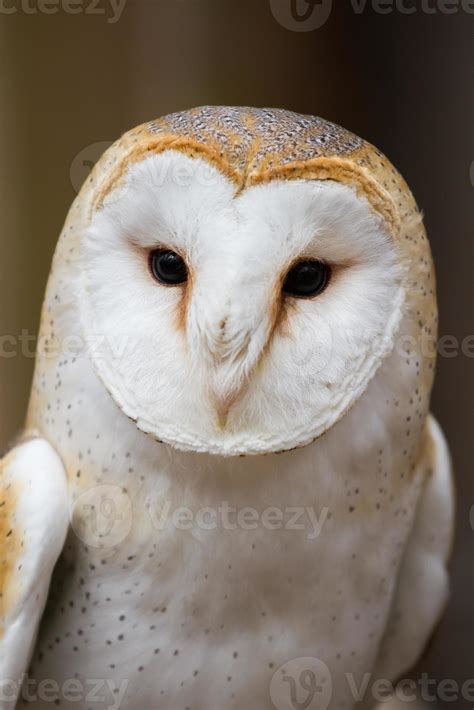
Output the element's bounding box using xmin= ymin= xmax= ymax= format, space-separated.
xmin=149 ymin=249 xmax=188 ymax=285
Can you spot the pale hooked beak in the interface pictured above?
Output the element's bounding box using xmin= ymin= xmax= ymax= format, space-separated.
xmin=214 ymin=388 xmax=241 ymax=430
xmin=188 ymin=289 xmax=278 ymax=430
xmin=208 ymin=326 xmax=257 ymax=430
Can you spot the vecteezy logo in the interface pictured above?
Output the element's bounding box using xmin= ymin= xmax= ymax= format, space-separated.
xmin=291 ymin=0 xmax=321 ymax=21
xmin=270 ymin=657 xmax=332 ymax=710
xmin=70 ymin=484 xmax=133 ymax=549
xmin=70 ymin=140 xmax=113 ymax=194
xmin=269 ymin=0 xmax=333 ymax=31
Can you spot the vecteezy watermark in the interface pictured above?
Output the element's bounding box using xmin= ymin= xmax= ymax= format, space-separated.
xmin=269 ymin=0 xmax=333 ymax=32
xmin=270 ymin=658 xmax=333 ymax=710
xmin=71 ymin=484 xmax=133 ymax=549
xmin=2 ymin=328 xmax=474 ymax=363
xmin=350 ymin=0 xmax=474 ymax=13
xmin=147 ymin=499 xmax=330 ymax=541
xmin=70 ymin=140 xmax=113 ymax=193
xmin=69 ymin=138 xmax=233 ymax=195
xmin=270 ymin=0 xmax=474 ymax=30
xmin=270 ymin=659 xmax=474 ymax=708
xmin=0 ymin=675 xmax=128 ymax=710
xmin=346 ymin=672 xmax=474 ymax=704
xmin=69 ymin=485 xmax=331 ymax=550
xmin=0 ymin=0 xmax=127 ymax=23
xmin=0 ymin=329 xmax=136 ymax=361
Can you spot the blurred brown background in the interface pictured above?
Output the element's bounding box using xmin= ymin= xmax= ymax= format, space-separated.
xmin=0 ymin=1 xmax=472 ymax=707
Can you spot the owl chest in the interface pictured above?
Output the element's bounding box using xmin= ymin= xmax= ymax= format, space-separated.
xmin=28 ymin=461 xmax=416 ymax=710
xmin=26 ymin=406 xmax=421 ymax=709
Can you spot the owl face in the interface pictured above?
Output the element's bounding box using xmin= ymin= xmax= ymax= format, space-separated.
xmin=80 ymin=150 xmax=404 ymax=455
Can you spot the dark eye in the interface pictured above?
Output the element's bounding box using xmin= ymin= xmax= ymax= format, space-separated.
xmin=282 ymin=259 xmax=330 ymax=298
xmin=149 ymin=249 xmax=188 ymax=285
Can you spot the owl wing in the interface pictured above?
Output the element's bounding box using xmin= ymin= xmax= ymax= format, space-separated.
xmin=0 ymin=438 xmax=68 ymax=707
xmin=369 ymin=414 xmax=455 ymax=695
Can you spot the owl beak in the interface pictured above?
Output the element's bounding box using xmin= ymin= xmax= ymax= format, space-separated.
xmin=215 ymin=390 xmax=239 ymax=430
xmin=210 ymin=362 xmax=250 ymax=431
xmin=188 ymin=280 xmax=280 ymax=430
xmin=208 ymin=322 xmax=271 ymax=430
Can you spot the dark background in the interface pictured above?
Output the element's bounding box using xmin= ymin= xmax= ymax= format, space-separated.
xmin=1 ymin=1 xmax=472 ymax=706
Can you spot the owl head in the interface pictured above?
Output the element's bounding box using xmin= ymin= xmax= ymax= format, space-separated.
xmin=66 ymin=107 xmax=432 ymax=456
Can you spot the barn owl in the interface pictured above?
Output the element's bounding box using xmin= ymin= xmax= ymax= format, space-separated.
xmin=0 ymin=107 xmax=454 ymax=710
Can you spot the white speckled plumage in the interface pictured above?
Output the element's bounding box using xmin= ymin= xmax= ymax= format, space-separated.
xmin=0 ymin=107 xmax=454 ymax=710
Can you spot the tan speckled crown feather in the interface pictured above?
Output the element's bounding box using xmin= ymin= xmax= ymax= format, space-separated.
xmin=93 ymin=106 xmax=414 ymax=236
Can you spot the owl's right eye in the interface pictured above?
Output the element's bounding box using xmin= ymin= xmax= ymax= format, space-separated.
xmin=149 ymin=249 xmax=188 ymax=286
xmin=282 ymin=259 xmax=330 ymax=299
